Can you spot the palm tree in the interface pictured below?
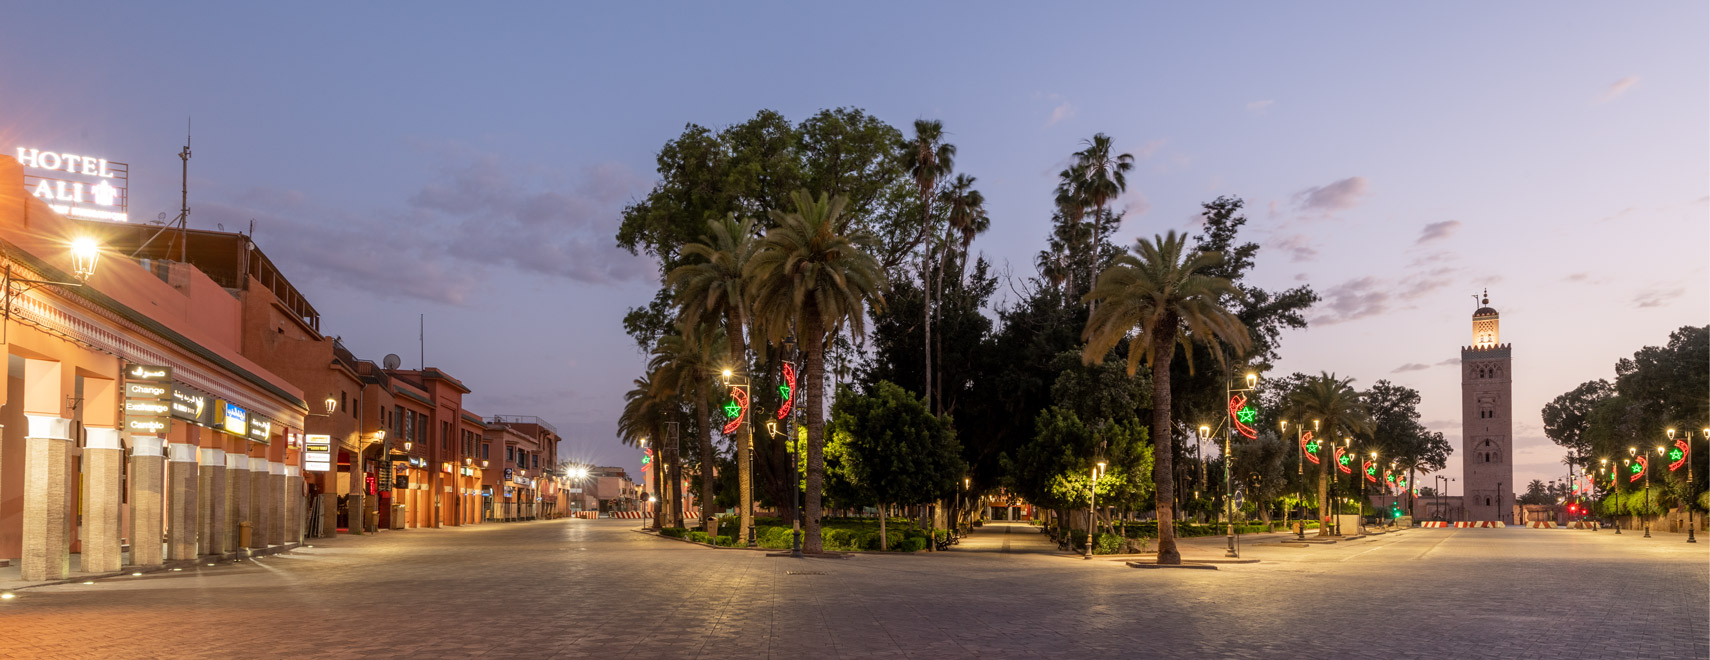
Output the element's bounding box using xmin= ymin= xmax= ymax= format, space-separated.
xmin=1053 ymin=164 xmax=1088 ymax=291
xmin=1286 ymin=372 xmax=1373 ymax=537
xmin=747 ymin=190 xmax=886 ymax=553
xmin=650 ymin=322 xmax=727 ymax=536
xmin=939 ymin=174 xmax=989 ymax=286
xmin=1073 ymin=133 xmax=1134 ymax=283
xmin=618 ymin=369 xmax=674 ymax=529
xmin=1081 ymin=231 xmax=1251 ymax=564
xmin=668 ymin=214 xmax=760 ymax=542
xmin=901 ymin=119 xmax=955 ymax=413
xmin=933 ymin=174 xmax=987 ymax=410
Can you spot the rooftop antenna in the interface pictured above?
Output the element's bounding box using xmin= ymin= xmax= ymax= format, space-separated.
xmin=130 ymin=119 xmax=193 ymax=260
xmin=178 ymin=118 xmax=190 ymax=262
xmin=419 ymin=313 xmax=425 ymax=369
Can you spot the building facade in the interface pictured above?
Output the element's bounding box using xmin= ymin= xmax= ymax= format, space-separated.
xmin=0 ymin=155 xmax=311 ymax=580
xmin=1461 ymin=291 xmax=1514 ymax=522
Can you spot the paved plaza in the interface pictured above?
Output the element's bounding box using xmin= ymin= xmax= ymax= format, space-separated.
xmin=0 ymin=519 xmax=1703 ymax=659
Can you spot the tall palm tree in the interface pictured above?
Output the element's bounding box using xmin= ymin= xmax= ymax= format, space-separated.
xmin=668 ymin=214 xmax=760 ymax=542
xmin=619 ymin=369 xmax=674 ymax=529
xmin=902 ymin=120 xmax=955 ymax=413
xmin=747 ymin=190 xmax=886 ymax=553
xmin=933 ymin=174 xmax=986 ymax=410
xmin=650 ymin=322 xmax=727 ymax=536
xmin=1073 ymin=133 xmax=1134 ymax=282
xmin=939 ymin=174 xmax=989 ymax=286
xmin=1053 ymin=163 xmax=1089 ymax=291
xmin=1081 ymin=231 xmax=1251 ymax=564
xmin=1286 ymin=372 xmax=1372 ymax=537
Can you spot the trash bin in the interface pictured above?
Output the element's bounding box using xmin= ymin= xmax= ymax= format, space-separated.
xmin=390 ymin=505 xmax=406 ymax=530
xmin=239 ymin=521 xmax=253 ymax=548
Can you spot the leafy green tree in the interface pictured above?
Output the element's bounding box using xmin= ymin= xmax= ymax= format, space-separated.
xmin=668 ymin=214 xmax=761 ymax=540
xmin=1542 ymin=379 xmax=1614 ymax=462
xmin=747 ymin=191 xmax=887 ymax=552
xmin=831 ymin=382 xmax=964 ymax=549
xmin=1364 ymin=380 xmax=1451 ymax=515
xmin=1286 ymin=373 xmax=1372 ymax=536
xmin=1081 ymin=231 xmax=1251 ymax=564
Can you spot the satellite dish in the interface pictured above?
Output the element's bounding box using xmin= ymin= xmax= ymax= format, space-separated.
xmin=383 ymin=354 xmax=402 ymax=370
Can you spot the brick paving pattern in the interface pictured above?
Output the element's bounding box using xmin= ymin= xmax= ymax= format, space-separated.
xmin=0 ymin=520 xmax=1702 ymax=659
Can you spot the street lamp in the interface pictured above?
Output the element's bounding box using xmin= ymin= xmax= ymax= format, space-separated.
xmin=766 ymin=419 xmax=802 ymax=558
xmin=1223 ymin=372 xmax=1257 ymax=557
xmin=2 ymin=238 xmax=103 ymax=343
xmin=1085 ymin=457 xmax=1106 ymax=560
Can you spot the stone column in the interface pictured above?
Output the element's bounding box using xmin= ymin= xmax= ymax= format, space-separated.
xmin=128 ymin=435 xmax=166 ymax=567
xmin=82 ymin=427 xmax=124 ymax=574
xmin=267 ymin=462 xmax=286 ymax=546
xmin=227 ymin=453 xmax=249 ymax=551
xmin=347 ymin=453 xmax=365 ymax=535
xmin=166 ymin=443 xmax=199 ymax=560
xmin=248 ymin=458 xmax=269 ymax=548
xmin=198 ymin=448 xmax=226 ymax=556
xmin=284 ymin=465 xmax=302 ymax=544
xmin=21 ymin=415 xmax=73 ymax=581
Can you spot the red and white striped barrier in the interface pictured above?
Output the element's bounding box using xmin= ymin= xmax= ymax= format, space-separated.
xmin=1453 ymin=521 xmax=1505 ymax=528
xmin=606 ymin=511 xmax=645 ymax=519
xmin=1420 ymin=521 xmax=1451 ymax=528
xmin=1526 ymin=521 xmax=1557 ymax=529
xmin=1568 ymin=521 xmax=1597 ymax=529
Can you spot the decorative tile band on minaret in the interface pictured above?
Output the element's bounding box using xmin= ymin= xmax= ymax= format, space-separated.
xmin=1460 ymin=290 xmax=1514 ymax=522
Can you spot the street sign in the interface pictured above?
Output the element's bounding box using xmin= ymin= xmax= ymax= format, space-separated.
xmin=122 ymin=365 xmax=172 ymax=437
xmin=304 ymin=434 xmax=333 ymax=472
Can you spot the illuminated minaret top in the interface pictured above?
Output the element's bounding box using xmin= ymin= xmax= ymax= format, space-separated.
xmin=1471 ymin=289 xmax=1500 ymax=348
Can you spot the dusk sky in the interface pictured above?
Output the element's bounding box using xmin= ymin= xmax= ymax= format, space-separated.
xmin=3 ymin=3 xmax=1704 ymax=493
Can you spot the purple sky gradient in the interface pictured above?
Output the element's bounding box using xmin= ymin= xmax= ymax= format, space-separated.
xmin=2 ymin=3 xmax=1704 ymax=493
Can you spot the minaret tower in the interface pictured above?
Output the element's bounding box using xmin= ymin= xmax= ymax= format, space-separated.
xmin=1461 ymin=290 xmax=1513 ymax=522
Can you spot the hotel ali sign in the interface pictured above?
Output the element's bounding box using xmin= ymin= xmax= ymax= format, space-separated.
xmin=15 ymin=147 xmax=130 ymax=223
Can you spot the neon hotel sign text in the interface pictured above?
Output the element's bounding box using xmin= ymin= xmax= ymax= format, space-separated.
xmin=16 ymin=147 xmax=128 ymax=223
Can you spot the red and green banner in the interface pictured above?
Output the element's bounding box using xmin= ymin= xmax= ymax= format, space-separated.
xmin=722 ymin=385 xmax=748 ymax=434
xmin=1301 ymin=431 xmax=1320 ymax=464
xmin=1363 ymin=460 xmax=1378 ymax=483
xmin=1335 ymin=447 xmax=1352 ymax=474
xmin=1669 ymin=438 xmax=1689 ymax=471
xmin=1628 ymin=456 xmax=1647 ymax=483
xmin=1228 ymin=394 xmax=1258 ymax=439
xmin=777 ymin=362 xmax=796 ymax=420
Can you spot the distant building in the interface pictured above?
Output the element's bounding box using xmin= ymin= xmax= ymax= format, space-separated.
xmin=1461 ymin=291 xmax=1514 ymax=522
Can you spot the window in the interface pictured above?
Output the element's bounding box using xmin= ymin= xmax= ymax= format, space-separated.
xmin=533 ymin=454 xmax=539 ymax=468
xmin=441 ymin=421 xmax=449 ymax=451
xmin=341 ymin=391 xmax=348 ymax=412
xmin=508 ymin=447 xmax=515 ymax=462
xmin=482 ymin=443 xmax=490 ymax=459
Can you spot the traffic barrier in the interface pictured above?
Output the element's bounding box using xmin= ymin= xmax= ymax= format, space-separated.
xmin=1420 ymin=521 xmax=1451 ymax=528
xmin=1568 ymin=520 xmax=1598 ymax=529
xmin=606 ymin=511 xmax=645 ymax=519
xmin=1452 ymin=521 xmax=1506 ymax=528
xmin=1526 ymin=521 xmax=1557 ymax=529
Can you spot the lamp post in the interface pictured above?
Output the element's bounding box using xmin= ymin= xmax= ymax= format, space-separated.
xmin=1669 ymin=428 xmax=1697 ymax=543
xmin=1221 ymin=373 xmax=1257 ymax=557
xmin=720 ymin=368 xmax=755 ymax=547
xmin=1281 ymin=420 xmax=1305 ymax=541
xmin=1085 ymin=458 xmax=1105 ymax=560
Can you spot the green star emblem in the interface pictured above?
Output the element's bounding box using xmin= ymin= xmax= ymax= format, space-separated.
xmin=1366 ymin=466 xmax=1376 ymax=476
xmin=779 ymin=384 xmax=791 ymax=400
xmin=1236 ymin=406 xmax=1258 ymax=424
xmin=1629 ymin=463 xmax=1642 ymax=474
xmin=1305 ymin=441 xmax=1320 ymax=454
xmin=1339 ymin=454 xmax=1351 ymax=466
xmin=723 ymin=400 xmax=742 ymax=419
xmin=1670 ymin=448 xmax=1684 ymax=462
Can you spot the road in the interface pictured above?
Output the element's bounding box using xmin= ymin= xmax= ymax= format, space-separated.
xmin=0 ymin=519 xmax=1703 ymax=659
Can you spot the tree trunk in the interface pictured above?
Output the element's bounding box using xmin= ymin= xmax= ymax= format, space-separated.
xmin=696 ymin=381 xmax=716 ymax=538
xmin=922 ymin=248 xmax=933 ymax=414
xmin=1152 ymin=319 xmax=1181 ymax=564
xmin=803 ymin=312 xmax=826 ymax=553
xmin=935 ymin=228 xmax=955 ymax=414
xmin=670 ymin=424 xmax=684 ymax=528
xmin=879 ymin=504 xmax=888 ymax=551
xmin=651 ymin=432 xmax=664 ymax=530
